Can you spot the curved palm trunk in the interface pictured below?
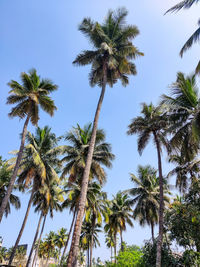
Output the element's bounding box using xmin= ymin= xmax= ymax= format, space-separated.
xmin=154 ymin=132 xmax=164 ymax=267
xmin=151 ymin=221 xmax=155 ymax=242
xmin=60 ymin=211 xmax=77 ymax=264
xmin=0 ymin=114 xmax=30 ymax=222
xmin=87 ymin=248 xmax=90 ymax=267
xmin=9 ymin=189 xmax=34 ymax=265
xmin=66 ymin=63 xmax=107 ymax=267
xmin=26 ymin=212 xmax=43 ymax=267
xmin=32 ymin=214 xmax=47 ymax=267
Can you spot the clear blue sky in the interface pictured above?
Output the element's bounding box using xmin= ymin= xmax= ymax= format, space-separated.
xmin=0 ymin=0 xmax=199 ymax=261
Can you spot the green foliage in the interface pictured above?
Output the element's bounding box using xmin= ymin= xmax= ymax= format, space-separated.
xmin=0 ymin=159 xmax=20 ymax=216
xmin=104 ymin=245 xmax=143 ymax=267
xmin=73 ymin=8 xmax=143 ymax=88
xmin=180 ymin=250 xmax=200 ymax=267
xmin=117 ymin=245 xmax=144 ymax=267
xmin=141 ymin=240 xmax=181 ymax=267
xmin=165 ymin=179 xmax=200 ymax=252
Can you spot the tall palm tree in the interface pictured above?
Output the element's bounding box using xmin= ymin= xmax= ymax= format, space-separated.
xmin=0 ymin=161 xmax=20 ymax=217
xmin=107 ymin=193 xmax=134 ymax=254
xmin=61 ymin=123 xmax=114 ymax=264
xmin=84 ymin=183 xmax=108 ymax=267
xmin=166 ymin=1 xmax=200 ymax=73
xmin=55 ymin=228 xmax=68 ymax=262
xmin=127 ymin=103 xmax=169 ymax=267
xmin=80 ymin=220 xmax=101 ymax=266
xmin=105 ymin=232 xmax=115 ymax=262
xmin=127 ymin=165 xmax=169 ymax=241
xmin=27 ymin=180 xmax=63 ymax=267
xmin=0 ymin=69 xmax=57 ymax=221
xmin=67 ymin=8 xmax=143 ymax=266
xmin=61 ymin=180 xmax=108 ymax=263
xmin=9 ymin=126 xmax=62 ymax=265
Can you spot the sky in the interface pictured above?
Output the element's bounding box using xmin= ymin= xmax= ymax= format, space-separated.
xmin=0 ymin=0 xmax=200 ymax=262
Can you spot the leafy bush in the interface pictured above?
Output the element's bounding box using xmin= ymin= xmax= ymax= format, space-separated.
xmin=104 ymin=245 xmax=143 ymax=267
xmin=141 ymin=240 xmax=181 ymax=267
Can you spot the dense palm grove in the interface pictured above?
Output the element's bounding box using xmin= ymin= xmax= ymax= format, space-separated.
xmin=1 ymin=2 xmax=200 ymax=267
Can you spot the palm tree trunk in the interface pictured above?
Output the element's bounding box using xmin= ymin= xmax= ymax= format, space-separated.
xmin=66 ymin=63 xmax=107 ymax=267
xmin=90 ymin=216 xmax=96 ymax=267
xmin=26 ymin=212 xmax=43 ymax=267
xmin=0 ymin=114 xmax=30 ymax=222
xmin=154 ymin=132 xmax=164 ymax=267
xmin=32 ymin=214 xmax=47 ymax=267
xmin=60 ymin=211 xmax=76 ymax=264
xmin=9 ymin=189 xmax=34 ymax=265
xmin=120 ymin=229 xmax=124 ymax=251
xmin=87 ymin=248 xmax=90 ymax=267
xmin=151 ymin=221 xmax=155 ymax=242
xmin=114 ymin=233 xmax=117 ymax=264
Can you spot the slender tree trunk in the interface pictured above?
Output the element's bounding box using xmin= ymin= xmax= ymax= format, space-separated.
xmin=114 ymin=233 xmax=117 ymax=264
xmin=66 ymin=63 xmax=107 ymax=267
xmin=120 ymin=229 xmax=124 ymax=251
xmin=60 ymin=211 xmax=77 ymax=264
xmin=90 ymin=216 xmax=96 ymax=267
xmin=111 ymin=247 xmax=112 ymax=262
xmin=151 ymin=221 xmax=155 ymax=242
xmin=32 ymin=214 xmax=47 ymax=267
xmin=26 ymin=212 xmax=43 ymax=267
xmin=0 ymin=114 xmax=30 ymax=222
xmin=9 ymin=189 xmax=34 ymax=265
xmin=87 ymin=248 xmax=90 ymax=267
xmin=154 ymin=132 xmax=164 ymax=267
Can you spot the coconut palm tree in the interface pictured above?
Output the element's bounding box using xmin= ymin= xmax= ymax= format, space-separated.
xmin=0 ymin=69 xmax=57 ymax=222
xmin=168 ymin=153 xmax=200 ymax=193
xmin=0 ymin=160 xmax=20 ymax=217
xmin=127 ymin=165 xmax=170 ymax=242
xmin=80 ymin=220 xmax=101 ymax=266
xmin=55 ymin=228 xmax=68 ymax=262
xmin=27 ymin=180 xmax=63 ymax=267
xmin=84 ymin=183 xmax=108 ymax=267
xmin=61 ymin=180 xmax=108 ymax=264
xmin=127 ymin=103 xmax=170 ymax=267
xmin=107 ymin=193 xmax=134 ymax=254
xmin=161 ymin=72 xmax=200 ymax=154
xmin=61 ymin=124 xmax=115 ymax=185
xmin=9 ymin=126 xmax=62 ymax=265
xmin=67 ymin=8 xmax=143 ymax=265
xmin=61 ymin=123 xmax=114 ymax=264
xmin=105 ymin=233 xmax=115 ymax=262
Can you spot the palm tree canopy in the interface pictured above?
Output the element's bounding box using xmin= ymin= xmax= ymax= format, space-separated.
xmin=7 ymin=69 xmax=57 ymax=125
xmin=126 ymin=165 xmax=169 ymax=226
xmin=0 ymin=161 xmax=20 ymax=217
xmin=80 ymin=220 xmax=101 ymax=250
xmin=33 ymin=178 xmax=63 ymax=217
xmin=161 ymin=72 xmax=200 ymax=156
xmin=127 ymin=103 xmax=170 ymax=155
xmin=73 ymin=8 xmax=143 ymax=87
xmin=105 ymin=192 xmax=134 ymax=235
xmin=16 ymin=126 xmax=62 ymax=191
xmin=61 ymin=124 xmax=115 ymax=184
